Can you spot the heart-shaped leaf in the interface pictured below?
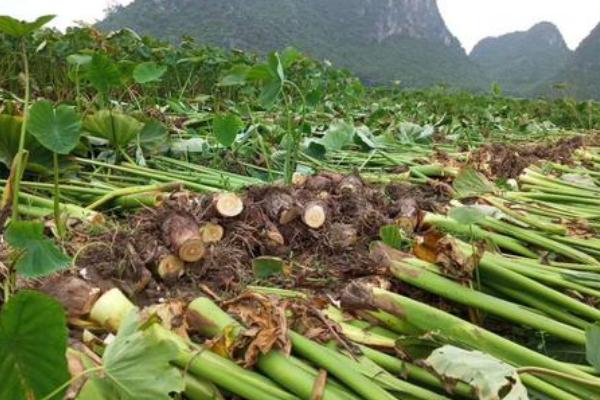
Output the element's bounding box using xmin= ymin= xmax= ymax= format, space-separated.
xmin=28 ymin=100 xmax=82 ymax=154
xmin=213 ymin=113 xmax=244 ymax=148
xmin=0 ymin=15 xmax=54 ymax=37
xmin=319 ymin=121 xmax=354 ymax=151
xmin=0 ymin=114 xmax=53 ymax=171
xmin=85 ymin=53 xmax=122 ymax=95
xmin=78 ymin=310 xmax=185 ymax=400
xmin=0 ymin=290 xmax=69 ymax=400
xmin=5 ymin=221 xmax=71 ymax=278
xmin=133 ymin=62 xmax=167 ymax=84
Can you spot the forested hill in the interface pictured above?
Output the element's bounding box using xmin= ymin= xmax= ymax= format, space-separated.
xmin=470 ymin=22 xmax=571 ymax=97
xmin=98 ymin=0 xmax=487 ymax=90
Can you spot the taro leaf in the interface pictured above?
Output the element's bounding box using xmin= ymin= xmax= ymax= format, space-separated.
xmin=78 ymin=310 xmax=185 ymax=400
xmin=259 ymin=79 xmax=283 ymax=109
xmin=448 ymin=206 xmax=486 ymax=226
xmin=67 ymin=54 xmax=92 ymax=67
xmin=0 ymin=15 xmax=55 ymax=37
xmin=5 ymin=221 xmax=71 ymax=278
xmin=133 ymin=62 xmax=167 ymax=84
xmin=218 ymin=64 xmax=251 ymax=86
xmin=379 ymin=225 xmax=407 ymax=250
xmin=453 ymin=167 xmax=496 ymax=199
xmin=138 ymin=120 xmax=168 ymax=151
xmin=85 ymin=53 xmax=122 ymax=95
xmin=586 ymin=323 xmax=600 ymax=371
xmin=280 ymin=46 xmax=301 ymax=68
xmin=170 ymin=138 xmax=207 ymax=153
xmin=28 ymin=100 xmax=82 ymax=154
xmin=268 ymin=51 xmax=285 ymax=82
xmin=253 ymin=256 xmax=285 ymax=279
xmin=426 ymin=345 xmax=528 ymax=400
xmin=0 ymin=114 xmax=53 ymax=170
xmin=303 ymin=139 xmax=326 ymax=159
xmin=0 ymin=290 xmax=69 ymax=400
xmin=319 ymin=121 xmax=354 ymax=151
xmin=354 ymin=126 xmax=377 ymax=149
xmin=213 ymin=113 xmax=244 ymax=148
xmin=84 ymin=110 xmax=144 ymax=149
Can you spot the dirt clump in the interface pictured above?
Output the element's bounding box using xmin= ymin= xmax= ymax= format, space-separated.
xmin=473 ymin=136 xmax=586 ymax=179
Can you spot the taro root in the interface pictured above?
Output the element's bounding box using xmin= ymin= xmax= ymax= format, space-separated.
xmin=337 ymin=175 xmax=363 ymax=195
xmin=214 ymin=192 xmax=244 ymax=217
xmin=329 ymin=223 xmax=358 ymax=249
xmin=157 ymin=254 xmax=185 ymax=281
xmin=161 ymin=212 xmax=205 ymax=262
xmin=265 ymin=192 xmax=300 ymax=224
xmin=302 ymin=201 xmax=327 ymax=229
xmin=200 ymin=222 xmax=225 ymax=243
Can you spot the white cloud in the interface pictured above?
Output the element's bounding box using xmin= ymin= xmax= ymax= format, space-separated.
xmin=438 ymin=0 xmax=600 ymax=52
xmin=0 ymin=0 xmax=133 ymax=30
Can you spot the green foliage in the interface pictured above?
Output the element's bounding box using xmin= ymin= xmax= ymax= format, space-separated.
xmin=252 ymin=256 xmax=286 ymax=278
xmin=0 ymin=114 xmax=52 ymax=171
xmin=78 ymin=311 xmax=185 ymax=400
xmin=0 ymin=15 xmax=54 ymax=37
xmin=379 ymin=225 xmax=409 ymax=251
xmin=133 ymin=62 xmax=167 ymax=84
xmin=213 ymin=113 xmax=244 ymax=147
xmin=448 ymin=206 xmax=486 ymax=226
xmin=84 ymin=110 xmax=144 ymax=149
xmin=318 ymin=120 xmax=354 ymax=151
xmin=586 ymin=323 xmax=600 ymax=371
xmin=27 ymin=100 xmax=82 ymax=154
xmin=0 ymin=290 xmax=69 ymax=400
xmin=5 ymin=221 xmax=71 ymax=278
xmin=85 ymin=53 xmax=122 ymax=96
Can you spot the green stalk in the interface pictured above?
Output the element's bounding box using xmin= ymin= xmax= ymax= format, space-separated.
xmin=187 ymin=298 xmax=359 ymax=400
xmin=484 ymin=196 xmax=566 ymax=234
xmin=479 ymin=217 xmax=598 ymax=265
xmin=183 ymin=375 xmax=224 ymax=400
xmin=52 ymin=152 xmax=65 ymax=238
xmin=90 ymin=289 xmax=299 ymax=400
xmin=11 ymin=39 xmax=31 ymax=221
xmin=386 ymin=251 xmax=586 ymax=345
xmin=422 ymin=213 xmax=537 ymax=257
xmin=86 ymin=182 xmax=180 ymax=210
xmin=341 ymin=282 xmax=600 ymax=399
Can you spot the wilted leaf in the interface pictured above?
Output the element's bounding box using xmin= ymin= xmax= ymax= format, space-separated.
xmin=319 ymin=121 xmax=354 ymax=151
xmin=586 ymin=323 xmax=600 ymax=372
xmin=252 ymin=256 xmax=285 ymax=278
xmin=79 ymin=311 xmax=185 ymax=400
xmin=28 ymin=100 xmax=82 ymax=154
xmin=561 ymin=174 xmax=597 ymax=188
xmin=426 ymin=345 xmax=528 ymax=400
xmin=133 ymin=62 xmax=167 ymax=84
xmin=170 ymin=138 xmax=207 ymax=153
xmin=0 ymin=14 xmax=54 ymax=37
xmin=0 ymin=290 xmax=69 ymax=400
xmin=453 ymin=167 xmax=496 ymax=199
xmin=213 ymin=113 xmax=244 ymax=148
xmin=448 ymin=206 xmax=486 ymax=225
xmin=5 ymin=221 xmax=71 ymax=278
xmin=138 ymin=120 xmax=168 ymax=151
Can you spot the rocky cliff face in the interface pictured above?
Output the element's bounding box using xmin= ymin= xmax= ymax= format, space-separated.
xmin=99 ymin=0 xmax=483 ymax=88
xmin=542 ymin=22 xmax=600 ymax=100
xmin=470 ymin=22 xmax=571 ymax=96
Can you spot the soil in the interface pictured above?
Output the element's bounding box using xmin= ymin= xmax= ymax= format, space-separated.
xmin=60 ymin=174 xmax=450 ymax=306
xmin=472 ymin=136 xmax=586 ymax=178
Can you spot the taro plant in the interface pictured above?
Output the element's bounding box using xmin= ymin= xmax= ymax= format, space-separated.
xmin=0 ymin=14 xmax=55 ymax=220
xmin=27 ymin=100 xmax=82 ymax=237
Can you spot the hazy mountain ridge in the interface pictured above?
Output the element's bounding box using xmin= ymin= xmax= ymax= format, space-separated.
xmin=98 ymin=0 xmax=486 ymax=89
xmin=470 ymin=22 xmax=572 ymax=97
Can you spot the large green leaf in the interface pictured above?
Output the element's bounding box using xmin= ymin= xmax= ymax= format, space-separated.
xmin=0 ymin=114 xmax=52 ymax=171
xmin=0 ymin=15 xmax=54 ymax=37
xmin=78 ymin=311 xmax=185 ymax=400
xmin=0 ymin=290 xmax=69 ymax=400
xmin=84 ymin=110 xmax=144 ymax=148
xmin=133 ymin=62 xmax=167 ymax=84
xmin=5 ymin=221 xmax=71 ymax=278
xmin=586 ymin=323 xmax=600 ymax=371
xmin=139 ymin=120 xmax=168 ymax=151
xmin=213 ymin=113 xmax=244 ymax=147
xmin=218 ymin=64 xmax=251 ymax=86
xmin=27 ymin=100 xmax=82 ymax=155
xmin=426 ymin=345 xmax=528 ymax=400
xmin=319 ymin=121 xmax=355 ymax=151
xmin=85 ymin=53 xmax=122 ymax=95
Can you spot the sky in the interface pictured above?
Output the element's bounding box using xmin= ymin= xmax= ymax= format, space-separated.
xmin=1 ymin=0 xmax=600 ymax=53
